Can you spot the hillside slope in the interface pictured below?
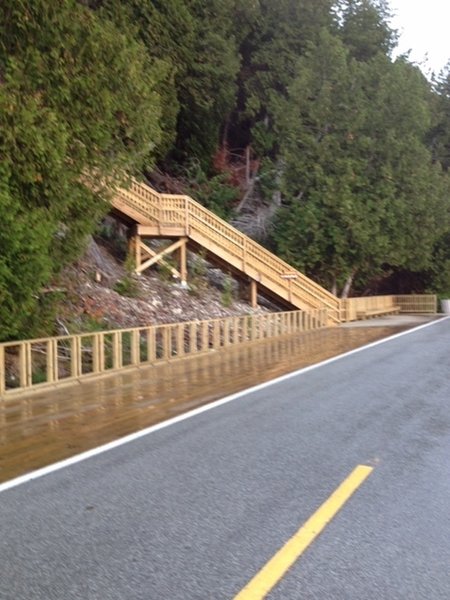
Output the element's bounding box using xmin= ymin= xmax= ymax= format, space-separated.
xmin=55 ymin=238 xmax=273 ymax=335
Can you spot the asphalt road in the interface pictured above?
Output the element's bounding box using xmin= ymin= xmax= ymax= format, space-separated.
xmin=1 ymin=318 xmax=449 ymax=599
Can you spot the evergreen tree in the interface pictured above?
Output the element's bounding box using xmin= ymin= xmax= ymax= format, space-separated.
xmin=232 ymin=0 xmax=337 ymax=157
xmin=428 ymin=63 xmax=450 ymax=171
xmin=0 ymin=0 xmax=163 ymax=339
xmin=272 ymin=31 xmax=449 ymax=295
xmin=175 ymin=0 xmax=240 ymax=167
xmin=338 ymin=0 xmax=397 ymax=62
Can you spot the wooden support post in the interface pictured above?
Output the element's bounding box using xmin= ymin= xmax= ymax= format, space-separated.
xmin=190 ymin=323 xmax=197 ymax=353
xmin=19 ymin=343 xmax=32 ymax=388
xmin=251 ymin=316 xmax=256 ymax=340
xmin=213 ymin=321 xmax=220 ymax=349
xmin=249 ymin=280 xmax=258 ymax=308
xmin=130 ymin=330 xmax=140 ymax=365
xmin=185 ymin=197 xmax=190 ymax=232
xmin=162 ymin=327 xmax=170 ymax=360
xmin=112 ymin=332 xmax=122 ymax=370
xmin=233 ymin=317 xmax=239 ymax=344
xmin=147 ymin=328 xmax=156 ymax=362
xmin=179 ymin=238 xmax=187 ymax=286
xmin=202 ymin=322 xmax=209 ymax=351
xmin=46 ymin=339 xmax=57 ymax=384
xmin=71 ymin=337 xmax=81 ymax=378
xmin=177 ymin=324 xmax=184 ymax=357
xmin=136 ymin=238 xmax=184 ymax=275
xmin=98 ymin=334 xmax=105 ymax=371
xmin=128 ymin=232 xmax=141 ymax=273
xmin=92 ymin=334 xmax=102 ymax=373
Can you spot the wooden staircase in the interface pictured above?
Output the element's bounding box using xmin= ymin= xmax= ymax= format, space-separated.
xmin=111 ymin=179 xmax=341 ymax=325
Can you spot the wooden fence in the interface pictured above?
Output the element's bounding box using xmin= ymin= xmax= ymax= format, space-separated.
xmin=0 ymin=309 xmax=327 ymax=398
xmin=341 ymin=294 xmax=437 ymax=321
xmin=395 ymin=294 xmax=437 ymax=314
xmin=114 ymin=181 xmax=342 ymax=324
xmin=0 ymin=295 xmax=437 ymax=398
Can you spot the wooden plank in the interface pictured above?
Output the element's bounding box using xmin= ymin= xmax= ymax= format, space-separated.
xmin=136 ymin=238 xmax=185 ymax=274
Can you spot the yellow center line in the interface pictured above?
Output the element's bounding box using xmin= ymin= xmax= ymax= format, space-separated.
xmin=233 ymin=464 xmax=374 ymax=600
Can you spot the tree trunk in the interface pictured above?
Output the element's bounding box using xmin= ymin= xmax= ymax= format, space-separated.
xmin=331 ymin=276 xmax=337 ymax=296
xmin=341 ymin=268 xmax=357 ymax=299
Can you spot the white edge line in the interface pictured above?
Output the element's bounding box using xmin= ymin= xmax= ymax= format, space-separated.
xmin=1 ymin=316 xmax=448 ymax=494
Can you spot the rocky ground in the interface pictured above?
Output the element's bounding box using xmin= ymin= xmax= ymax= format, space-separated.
xmin=56 ymin=237 xmax=274 ymax=335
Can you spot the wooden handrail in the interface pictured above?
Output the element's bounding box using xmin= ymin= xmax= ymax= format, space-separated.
xmin=114 ymin=180 xmax=341 ymax=323
xmin=112 ymin=182 xmax=437 ymax=326
xmin=0 ymin=309 xmax=328 ymax=398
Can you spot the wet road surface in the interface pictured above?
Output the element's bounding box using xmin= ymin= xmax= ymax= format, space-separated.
xmin=0 ymin=317 xmax=449 ymax=599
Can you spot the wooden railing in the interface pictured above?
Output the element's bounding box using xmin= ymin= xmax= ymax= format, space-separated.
xmin=113 ymin=180 xmax=342 ymax=324
xmin=0 ymin=309 xmax=328 ymax=398
xmin=112 ymin=182 xmax=437 ymax=325
xmin=341 ymin=294 xmax=437 ymax=321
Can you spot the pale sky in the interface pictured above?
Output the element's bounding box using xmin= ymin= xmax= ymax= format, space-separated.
xmin=388 ymin=0 xmax=450 ymax=77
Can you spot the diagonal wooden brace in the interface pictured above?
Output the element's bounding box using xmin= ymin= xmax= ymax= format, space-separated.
xmin=136 ymin=238 xmax=185 ymax=276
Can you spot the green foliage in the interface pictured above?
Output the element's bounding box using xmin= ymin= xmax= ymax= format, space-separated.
xmin=175 ymin=1 xmax=240 ymax=167
xmin=421 ymin=231 xmax=450 ymax=296
xmin=429 ymin=64 xmax=450 ymax=171
xmin=0 ymin=164 xmax=53 ymax=340
xmin=157 ymin=256 xmax=177 ymax=283
xmin=338 ymin=0 xmax=397 ymax=62
xmin=114 ymin=251 xmax=140 ymax=297
xmin=0 ymin=0 xmax=163 ymax=340
xmin=188 ymin=250 xmax=209 ymax=297
xmin=1 ymin=0 xmax=450 ymax=340
xmin=113 ymin=277 xmax=140 ymax=298
xmin=94 ymin=0 xmax=240 ymax=169
xmin=185 ymin=160 xmax=238 ymax=219
xmin=221 ymin=274 xmax=234 ymax=307
xmin=87 ymin=0 xmax=193 ymax=160
xmin=230 ymin=0 xmax=337 ymax=156
xmin=272 ymin=31 xmax=450 ymax=295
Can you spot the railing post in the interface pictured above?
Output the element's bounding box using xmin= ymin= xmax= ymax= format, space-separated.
xmin=92 ymin=333 xmax=102 ymax=373
xmin=250 ymin=316 xmax=256 ymax=341
xmin=213 ymin=321 xmax=220 ymax=349
xmin=202 ymin=322 xmax=209 ymax=351
xmin=179 ymin=238 xmax=187 ymax=286
xmin=233 ymin=317 xmax=239 ymax=344
xmin=19 ymin=343 xmax=32 ymax=388
xmin=224 ymin=320 xmax=230 ymax=346
xmin=130 ymin=330 xmax=140 ymax=365
xmin=163 ymin=327 xmax=170 ymax=359
xmin=112 ymin=332 xmax=122 ymax=370
xmin=99 ymin=333 xmax=105 ymax=371
xmin=190 ymin=323 xmax=197 ymax=353
xmin=185 ymin=197 xmax=189 ymax=233
xmin=71 ymin=336 xmax=81 ymax=378
xmin=147 ymin=327 xmax=156 ymax=362
xmin=177 ymin=324 xmax=185 ymax=357
xmin=46 ymin=339 xmax=57 ymax=384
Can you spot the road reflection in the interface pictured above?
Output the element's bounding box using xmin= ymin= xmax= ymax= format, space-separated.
xmin=0 ymin=325 xmax=410 ymax=483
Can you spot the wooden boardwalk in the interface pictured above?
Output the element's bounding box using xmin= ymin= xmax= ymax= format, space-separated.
xmin=0 ymin=323 xmax=416 ymax=484
xmin=113 ymin=180 xmax=342 ymax=323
